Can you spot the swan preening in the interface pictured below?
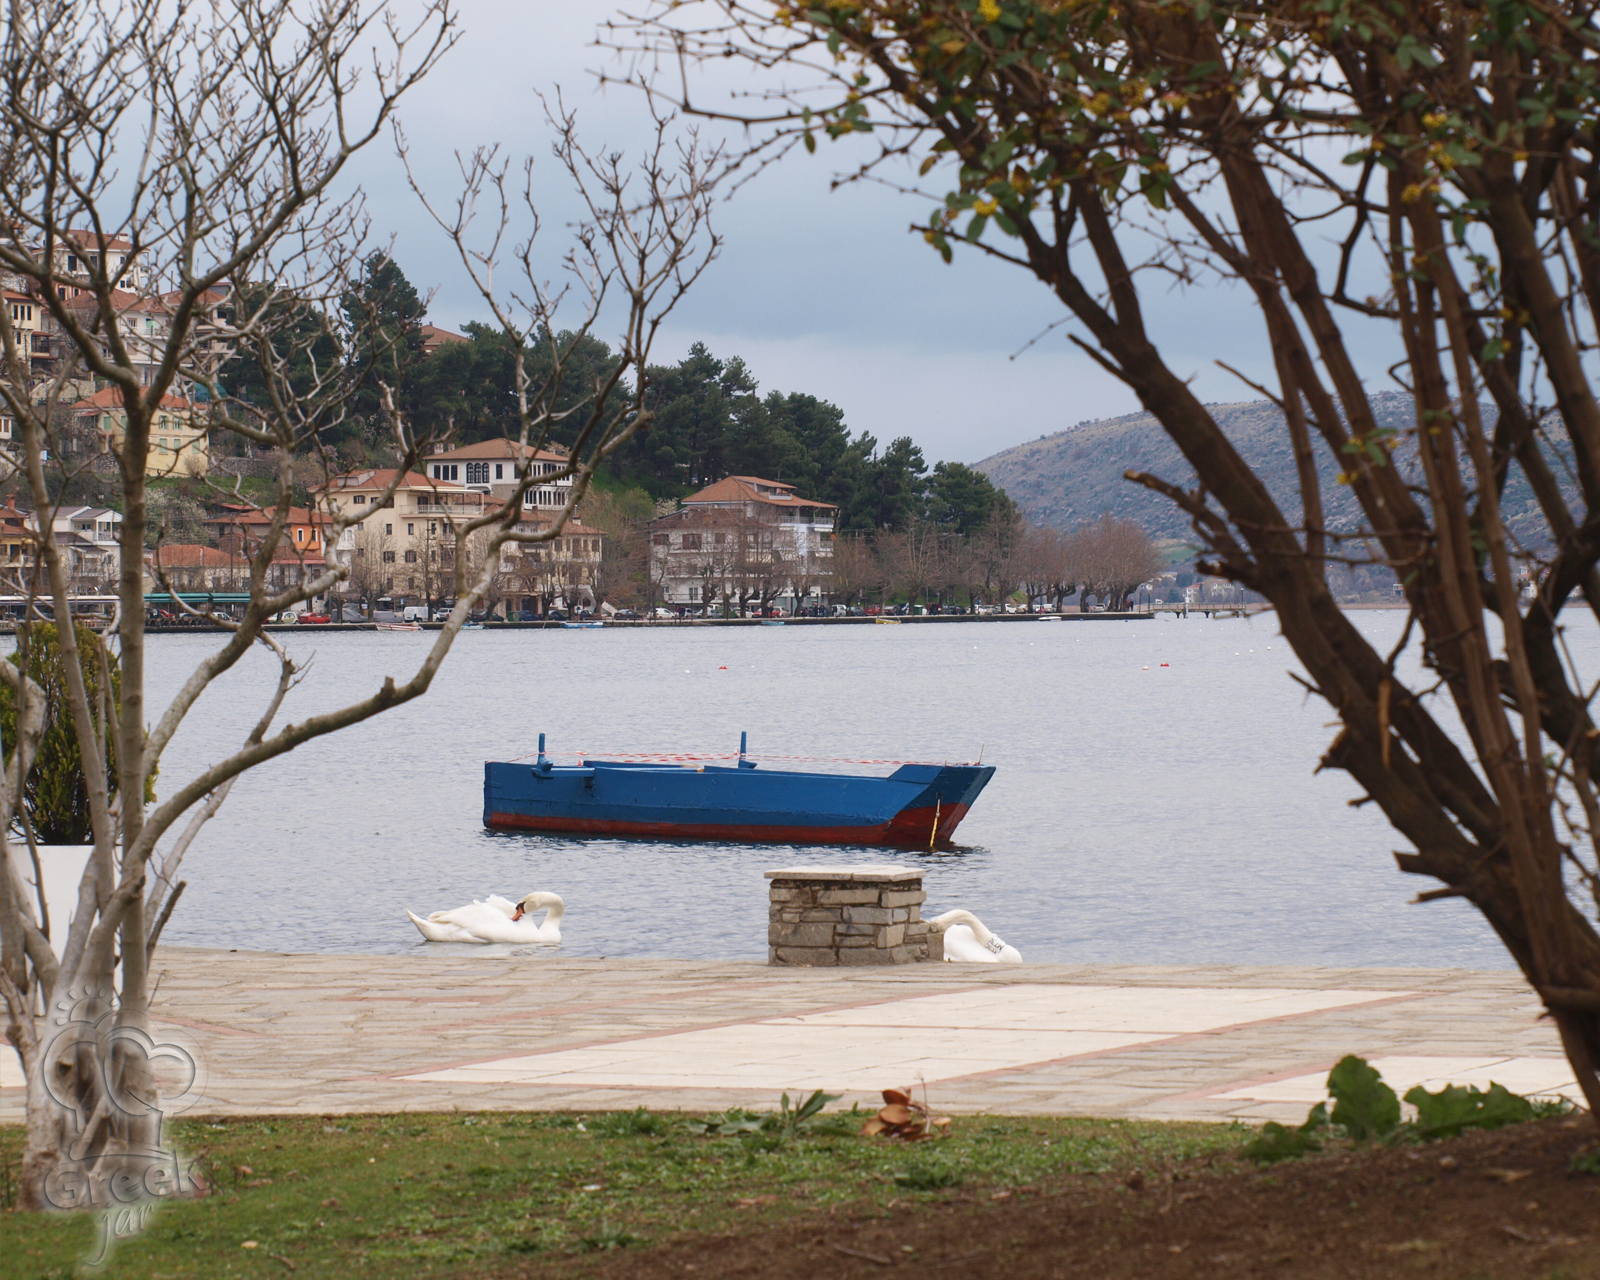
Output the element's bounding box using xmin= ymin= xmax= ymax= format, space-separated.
xmin=407 ymin=892 xmax=564 ymax=944
xmin=930 ymin=909 xmax=1023 ymax=963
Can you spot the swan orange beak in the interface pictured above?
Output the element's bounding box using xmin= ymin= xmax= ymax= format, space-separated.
xmin=512 ymin=906 xmax=524 ymax=920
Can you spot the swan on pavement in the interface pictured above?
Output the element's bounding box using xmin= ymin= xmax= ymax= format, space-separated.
xmin=406 ymin=891 xmax=564 ymax=944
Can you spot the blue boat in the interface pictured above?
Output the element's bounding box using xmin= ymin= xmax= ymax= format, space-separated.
xmin=483 ymin=734 xmax=994 ymax=846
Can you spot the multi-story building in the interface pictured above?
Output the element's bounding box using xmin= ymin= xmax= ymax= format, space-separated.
xmin=203 ymin=501 xmax=328 ymax=602
xmin=67 ymin=387 xmax=209 ymax=475
xmin=207 ymin=502 xmax=328 ymax=559
xmin=47 ymin=506 xmax=121 ymax=590
xmin=56 ymin=230 xmax=152 ymax=296
xmin=318 ymin=467 xmax=490 ymax=604
xmin=422 ymin=439 xmax=574 ymax=513
xmin=648 ymin=476 xmax=835 ymax=613
xmin=320 ymin=464 xmax=608 ymax=614
xmin=493 ymin=514 xmax=605 ymax=617
xmin=0 ymin=496 xmax=34 ymax=586
xmin=144 ymin=545 xmax=241 ymax=594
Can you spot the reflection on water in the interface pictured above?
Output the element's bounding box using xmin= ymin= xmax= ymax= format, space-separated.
xmin=133 ymin=612 xmax=1567 ymax=969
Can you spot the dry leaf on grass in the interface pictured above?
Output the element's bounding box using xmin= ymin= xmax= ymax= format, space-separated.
xmin=860 ymin=1085 xmax=952 ymax=1141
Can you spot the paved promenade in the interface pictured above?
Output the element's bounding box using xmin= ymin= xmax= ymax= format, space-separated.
xmin=0 ymin=947 xmax=1574 ymax=1126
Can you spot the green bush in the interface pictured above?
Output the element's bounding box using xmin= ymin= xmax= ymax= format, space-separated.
xmin=0 ymin=622 xmax=151 ymax=844
xmin=1240 ymin=1055 xmax=1572 ymax=1164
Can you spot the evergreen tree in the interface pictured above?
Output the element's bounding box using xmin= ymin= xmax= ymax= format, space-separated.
xmin=341 ymin=252 xmax=427 ymax=440
xmin=844 ymin=435 xmax=928 ymax=531
xmin=926 ymin=461 xmax=1017 ymax=537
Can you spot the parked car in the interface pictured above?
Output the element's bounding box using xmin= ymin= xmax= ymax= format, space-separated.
xmin=514 ymin=610 xmax=538 ymax=622
xmin=864 ymin=605 xmax=882 ymax=616
xmin=547 ymin=609 xmax=569 ymax=621
xmin=268 ymin=611 xmax=299 ymax=624
xmin=432 ymin=606 xmax=453 ymax=621
xmin=650 ymin=607 xmax=675 ymax=619
xmin=613 ymin=608 xmax=641 ymax=620
xmin=299 ymin=612 xmax=331 ymax=625
xmin=402 ymin=605 xmax=429 ymax=622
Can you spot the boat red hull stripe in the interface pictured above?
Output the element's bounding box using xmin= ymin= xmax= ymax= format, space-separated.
xmin=485 ymin=802 xmax=972 ymax=847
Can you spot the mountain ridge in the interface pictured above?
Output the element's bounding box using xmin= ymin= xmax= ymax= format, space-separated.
xmin=973 ymin=392 xmax=1559 ymax=546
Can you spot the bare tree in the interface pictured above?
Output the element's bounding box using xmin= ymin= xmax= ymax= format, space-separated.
xmin=879 ymin=521 xmax=944 ymax=611
xmin=827 ymin=530 xmax=881 ymax=611
xmin=0 ymin=0 xmax=718 ymax=1216
xmin=1015 ymin=525 xmax=1067 ymax=612
xmin=1068 ymin=515 xmax=1164 ymax=612
xmin=629 ymin=0 xmax=1600 ymax=1111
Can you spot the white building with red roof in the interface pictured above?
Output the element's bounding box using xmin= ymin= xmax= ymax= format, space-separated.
xmin=422 ymin=438 xmax=573 ymax=512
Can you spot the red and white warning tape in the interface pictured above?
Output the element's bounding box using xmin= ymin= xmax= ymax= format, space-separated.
xmin=506 ymin=748 xmax=980 ymax=767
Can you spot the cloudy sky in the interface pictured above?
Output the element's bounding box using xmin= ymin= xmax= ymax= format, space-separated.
xmin=350 ymin=0 xmax=1309 ymax=469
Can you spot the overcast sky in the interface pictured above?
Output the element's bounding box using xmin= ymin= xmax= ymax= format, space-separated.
xmin=350 ymin=0 xmax=1372 ymax=468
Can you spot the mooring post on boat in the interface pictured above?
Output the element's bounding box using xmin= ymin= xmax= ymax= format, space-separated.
xmin=536 ymin=732 xmax=551 ymax=775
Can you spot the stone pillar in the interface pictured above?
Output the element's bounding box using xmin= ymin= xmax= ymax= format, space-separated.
xmin=766 ymin=865 xmax=944 ymax=966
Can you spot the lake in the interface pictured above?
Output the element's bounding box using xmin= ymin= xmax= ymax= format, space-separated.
xmin=139 ymin=610 xmax=1557 ymax=969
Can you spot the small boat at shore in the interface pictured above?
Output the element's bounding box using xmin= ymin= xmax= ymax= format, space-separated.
xmin=561 ymin=620 xmax=603 ymax=629
xmin=375 ymin=621 xmax=421 ymax=631
xmin=483 ymin=733 xmax=994 ymax=846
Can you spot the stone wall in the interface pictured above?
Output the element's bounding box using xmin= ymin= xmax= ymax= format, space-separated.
xmin=766 ymin=865 xmax=943 ymax=966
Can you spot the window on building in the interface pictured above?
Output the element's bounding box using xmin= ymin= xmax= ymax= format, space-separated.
xmin=406 ymin=523 xmax=414 ymax=536
xmin=404 ymin=550 xmax=417 ymax=563
xmin=385 ymin=523 xmax=392 ymax=535
xmin=355 ymin=546 xmax=365 ymax=558
xmin=382 ymin=550 xmax=395 ymax=563
xmin=681 ymin=533 xmax=701 ymax=550
xmin=651 ymin=533 xmax=669 ymax=546
xmin=295 ymin=528 xmax=303 ymax=542
xmin=689 ymin=587 xmax=701 ymax=602
xmin=353 ymin=494 xmax=366 ymax=505
xmin=428 ymin=522 xmax=436 ymax=535
xmin=494 ymin=463 xmax=503 ymax=479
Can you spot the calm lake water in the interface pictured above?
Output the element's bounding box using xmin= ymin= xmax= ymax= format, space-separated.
xmin=137 ymin=610 xmax=1577 ymax=969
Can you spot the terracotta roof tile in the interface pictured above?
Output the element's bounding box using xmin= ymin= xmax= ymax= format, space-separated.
xmin=424 ymin=439 xmax=567 ymax=463
xmin=682 ymin=475 xmax=836 ymax=510
xmin=145 ymin=544 xmax=233 ymax=569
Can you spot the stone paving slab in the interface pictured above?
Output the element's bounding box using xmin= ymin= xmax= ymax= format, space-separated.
xmin=0 ymin=947 xmax=1568 ymax=1125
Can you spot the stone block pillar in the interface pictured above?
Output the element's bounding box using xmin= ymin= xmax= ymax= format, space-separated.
xmin=765 ymin=865 xmax=943 ymax=966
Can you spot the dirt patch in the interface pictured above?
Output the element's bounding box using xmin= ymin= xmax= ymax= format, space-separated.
xmin=503 ymin=1116 xmax=1600 ymax=1279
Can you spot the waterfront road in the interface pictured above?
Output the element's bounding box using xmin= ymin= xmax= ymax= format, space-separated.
xmin=0 ymin=949 xmax=1568 ymax=1125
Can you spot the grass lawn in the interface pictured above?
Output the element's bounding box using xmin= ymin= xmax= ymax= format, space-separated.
xmin=2 ymin=1105 xmax=1241 ymax=1278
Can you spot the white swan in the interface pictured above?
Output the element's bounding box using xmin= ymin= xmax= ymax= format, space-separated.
xmin=930 ymin=909 xmax=1022 ymax=963
xmin=406 ymin=892 xmax=564 ymax=944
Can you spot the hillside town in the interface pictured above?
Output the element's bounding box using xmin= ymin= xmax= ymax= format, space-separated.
xmin=0 ymin=235 xmax=1418 ymax=625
